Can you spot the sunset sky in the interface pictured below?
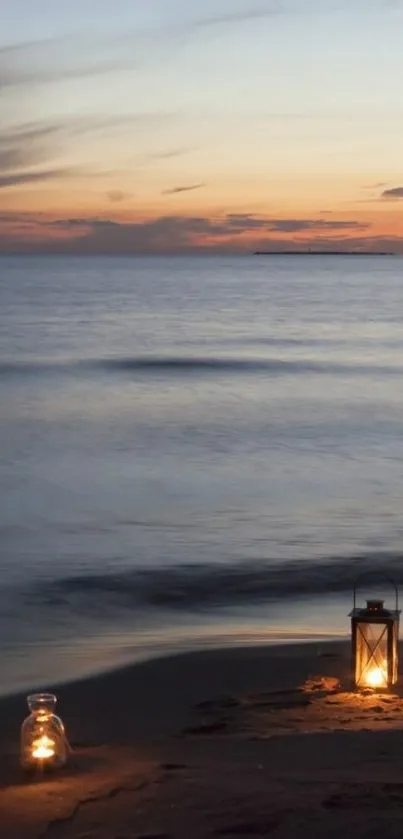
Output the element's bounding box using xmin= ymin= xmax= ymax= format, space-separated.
xmin=1 ymin=0 xmax=403 ymax=253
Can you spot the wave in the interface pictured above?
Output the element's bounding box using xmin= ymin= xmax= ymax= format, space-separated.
xmin=0 ymin=361 xmax=58 ymax=376
xmin=39 ymin=553 xmax=403 ymax=612
xmin=1 ymin=355 xmax=403 ymax=379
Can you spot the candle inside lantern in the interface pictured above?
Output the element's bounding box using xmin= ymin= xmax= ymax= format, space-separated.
xmin=366 ymin=667 xmax=387 ymax=688
xmin=32 ymin=735 xmax=55 ymax=761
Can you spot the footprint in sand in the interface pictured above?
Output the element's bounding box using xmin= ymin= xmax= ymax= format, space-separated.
xmin=323 ymin=783 xmax=403 ymax=810
xmin=184 ymin=720 xmax=228 ymax=735
xmin=215 ymin=817 xmax=280 ymax=835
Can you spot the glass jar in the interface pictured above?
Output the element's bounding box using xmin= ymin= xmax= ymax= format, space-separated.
xmin=20 ymin=693 xmax=68 ymax=770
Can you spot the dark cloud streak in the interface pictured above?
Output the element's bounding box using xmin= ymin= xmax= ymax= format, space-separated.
xmin=382 ymin=186 xmax=403 ymax=199
xmin=162 ymin=183 xmax=206 ymax=195
xmin=0 ymin=211 xmax=374 ymax=253
xmin=265 ymin=218 xmax=367 ymax=232
xmin=214 ymin=213 xmax=368 ymax=233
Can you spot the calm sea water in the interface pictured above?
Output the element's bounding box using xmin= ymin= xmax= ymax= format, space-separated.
xmin=1 ymin=254 xmax=403 ymax=694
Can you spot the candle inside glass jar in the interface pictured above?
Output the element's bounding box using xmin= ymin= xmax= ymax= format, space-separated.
xmin=21 ymin=693 xmax=67 ymax=770
xmin=32 ymin=735 xmax=55 ymax=760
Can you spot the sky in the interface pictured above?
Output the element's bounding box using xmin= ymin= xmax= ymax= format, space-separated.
xmin=1 ymin=0 xmax=403 ymax=253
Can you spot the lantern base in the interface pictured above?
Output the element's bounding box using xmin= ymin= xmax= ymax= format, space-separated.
xmin=22 ymin=761 xmax=59 ymax=778
xmin=21 ymin=754 xmax=66 ymax=773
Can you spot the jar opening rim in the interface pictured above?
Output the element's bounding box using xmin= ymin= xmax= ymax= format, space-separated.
xmin=27 ymin=693 xmax=57 ymax=711
xmin=27 ymin=693 xmax=56 ymax=701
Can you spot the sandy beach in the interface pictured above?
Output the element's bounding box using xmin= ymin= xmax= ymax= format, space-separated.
xmin=2 ymin=640 xmax=403 ymax=838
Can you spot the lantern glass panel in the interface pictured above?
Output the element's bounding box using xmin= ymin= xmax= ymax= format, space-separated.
xmin=355 ymin=622 xmax=388 ymax=688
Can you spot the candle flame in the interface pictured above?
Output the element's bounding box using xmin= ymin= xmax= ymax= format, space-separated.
xmin=32 ymin=735 xmax=55 ymax=760
xmin=366 ymin=667 xmax=387 ymax=688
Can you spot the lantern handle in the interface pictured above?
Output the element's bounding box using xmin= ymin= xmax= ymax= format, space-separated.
xmin=353 ymin=572 xmax=399 ymax=611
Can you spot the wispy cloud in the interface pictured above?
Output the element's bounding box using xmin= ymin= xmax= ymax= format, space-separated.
xmin=0 ymin=169 xmax=72 ymax=189
xmin=2 ymin=7 xmax=279 ymax=94
xmin=363 ymin=181 xmax=388 ymax=190
xmin=0 ymin=58 xmax=121 ymax=89
xmin=146 ymin=147 xmax=196 ymax=161
xmin=192 ymin=4 xmax=282 ymax=29
xmin=0 ymin=121 xmax=77 ymax=190
xmin=0 ymin=113 xmax=174 ymax=148
xmin=162 ymin=183 xmax=206 ymax=195
xmin=0 ymin=34 xmax=135 ymax=90
xmin=0 ymin=111 xmax=179 ymax=193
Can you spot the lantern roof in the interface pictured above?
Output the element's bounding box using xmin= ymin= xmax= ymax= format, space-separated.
xmin=351 ymin=575 xmax=400 ymax=620
xmin=349 ymin=599 xmax=400 ymax=621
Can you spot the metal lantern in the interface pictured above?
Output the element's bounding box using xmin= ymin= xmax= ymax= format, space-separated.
xmin=349 ymin=576 xmax=400 ymax=689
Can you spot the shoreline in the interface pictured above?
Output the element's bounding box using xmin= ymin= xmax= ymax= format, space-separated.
xmin=0 ymin=621 xmax=348 ymax=702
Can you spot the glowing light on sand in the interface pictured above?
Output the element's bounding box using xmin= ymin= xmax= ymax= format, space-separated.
xmin=32 ymin=735 xmax=55 ymax=761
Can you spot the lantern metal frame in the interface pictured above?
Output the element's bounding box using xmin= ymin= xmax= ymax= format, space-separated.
xmin=349 ymin=574 xmax=400 ymax=690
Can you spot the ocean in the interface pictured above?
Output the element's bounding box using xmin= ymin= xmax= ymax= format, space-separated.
xmin=1 ymin=253 xmax=403 ymax=696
